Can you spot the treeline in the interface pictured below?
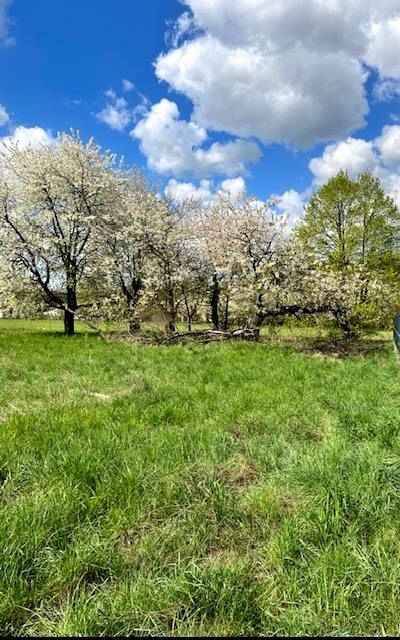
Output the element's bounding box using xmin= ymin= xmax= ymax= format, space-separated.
xmin=0 ymin=132 xmax=399 ymax=338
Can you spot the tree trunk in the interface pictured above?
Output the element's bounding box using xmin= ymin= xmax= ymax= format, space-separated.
xmin=182 ymin=292 xmax=193 ymax=332
xmin=244 ymin=313 xmax=264 ymax=341
xmin=64 ymin=287 xmax=77 ymax=336
xmin=211 ymin=272 xmax=220 ymax=330
xmin=127 ymin=297 xmax=141 ymax=334
xmin=128 ymin=316 xmax=141 ymax=334
xmin=333 ymin=308 xmax=354 ymax=336
xmin=166 ymin=315 xmax=176 ymax=334
xmin=121 ymin=278 xmax=142 ymax=334
xmin=222 ymin=295 xmax=230 ymax=331
xmin=165 ymin=287 xmax=176 ymax=334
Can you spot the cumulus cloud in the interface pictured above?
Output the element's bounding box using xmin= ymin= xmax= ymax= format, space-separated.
xmin=0 ymin=0 xmax=15 ymax=46
xmin=364 ymin=16 xmax=400 ymax=80
xmin=131 ymin=93 xmax=151 ymax=124
xmin=183 ymin=0 xmax=378 ymax=52
xmin=270 ymin=122 xmax=400 ymax=226
xmin=272 ymin=189 xmax=308 ymax=228
xmin=96 ymin=91 xmax=132 ymax=131
xmin=165 ymin=178 xmax=215 ymax=205
xmin=132 ymin=98 xmax=261 ymax=178
xmin=308 ymin=124 xmax=400 ymax=207
xmin=219 ymin=177 xmax=246 ymax=200
xmin=165 ymin=11 xmax=199 ymax=48
xmin=0 ymin=104 xmax=9 ymax=126
xmin=373 ymin=78 xmax=400 ymax=102
xmin=309 ymin=138 xmax=377 ymax=185
xmin=375 ymin=125 xmax=400 ymax=167
xmin=154 ymin=0 xmax=400 ymax=150
xmin=165 ymin=176 xmax=247 ymax=205
xmin=95 ymin=87 xmax=150 ymax=132
xmin=0 ymin=126 xmax=55 ymax=152
xmin=156 ymin=36 xmax=367 ymax=149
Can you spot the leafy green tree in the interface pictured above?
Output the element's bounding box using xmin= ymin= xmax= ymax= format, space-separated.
xmin=298 ymin=171 xmax=400 ymax=333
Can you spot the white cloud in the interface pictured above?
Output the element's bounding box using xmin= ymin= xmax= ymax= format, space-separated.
xmin=122 ymin=79 xmax=135 ymax=93
xmin=131 ymin=93 xmax=150 ymax=124
xmin=153 ymin=0 xmax=400 ymax=150
xmin=220 ymin=177 xmax=246 ymax=199
xmin=183 ymin=0 xmax=383 ymax=52
xmin=105 ymin=89 xmax=116 ymax=100
xmin=364 ymin=17 xmax=400 ymax=80
xmin=0 ymin=103 xmax=9 ymax=126
xmin=166 ymin=11 xmax=199 ymax=48
xmin=373 ymin=78 xmax=400 ymax=102
xmin=96 ymin=88 xmax=150 ymax=131
xmin=96 ymin=94 xmax=131 ymax=132
xmin=166 ymin=117 xmax=400 ymax=218
xmin=267 ymin=123 xmax=400 ymax=225
xmin=309 ymin=138 xmax=377 ymax=185
xmin=375 ymin=125 xmax=400 ymax=168
xmin=272 ymin=189 xmax=307 ymax=228
xmin=165 ymin=176 xmax=247 ymax=205
xmin=0 ymin=126 xmax=54 ymax=151
xmin=0 ymin=0 xmax=15 ymax=46
xmin=379 ymin=173 xmax=400 ymax=208
xmin=165 ymin=178 xmax=215 ymax=205
xmin=308 ymin=124 xmax=400 ymax=207
xmin=132 ymin=98 xmax=261 ymax=178
xmin=156 ymin=36 xmax=367 ymax=149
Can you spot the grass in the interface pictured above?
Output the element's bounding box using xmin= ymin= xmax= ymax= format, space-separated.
xmin=0 ymin=320 xmax=400 ymax=636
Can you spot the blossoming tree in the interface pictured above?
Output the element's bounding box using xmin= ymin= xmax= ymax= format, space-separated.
xmin=0 ymin=132 xmax=123 ymax=334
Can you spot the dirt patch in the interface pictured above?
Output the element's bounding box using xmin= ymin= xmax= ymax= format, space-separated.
xmin=118 ymin=522 xmax=154 ymax=552
xmin=308 ymin=429 xmax=326 ymax=442
xmin=216 ymin=455 xmax=259 ymax=489
xmin=205 ymin=548 xmax=241 ymax=564
xmin=85 ymin=386 xmax=138 ymax=402
xmin=227 ymin=425 xmax=244 ymax=441
xmin=278 ymin=336 xmax=389 ymax=359
xmin=87 ymin=392 xmax=113 ymax=402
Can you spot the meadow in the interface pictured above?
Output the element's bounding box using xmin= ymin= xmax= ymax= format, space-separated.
xmin=1 ymin=319 xmax=400 ymax=636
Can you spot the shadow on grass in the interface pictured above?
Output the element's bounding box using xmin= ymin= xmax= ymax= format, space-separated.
xmin=264 ymin=334 xmax=391 ymax=359
xmin=1 ymin=330 xmax=102 ymax=340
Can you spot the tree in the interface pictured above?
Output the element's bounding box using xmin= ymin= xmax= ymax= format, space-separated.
xmin=195 ymin=192 xmax=382 ymax=340
xmin=198 ymin=193 xmax=289 ymax=336
xmin=196 ymin=193 xmax=253 ymax=331
xmin=297 ymin=171 xmax=400 ymax=333
xmin=0 ymin=132 xmax=123 ymax=335
xmin=143 ymin=195 xmax=202 ymax=334
xmin=179 ymin=254 xmax=209 ymax=331
xmin=94 ymin=170 xmax=157 ymax=333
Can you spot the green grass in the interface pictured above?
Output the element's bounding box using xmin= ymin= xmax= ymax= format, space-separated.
xmin=1 ymin=320 xmax=400 ymax=636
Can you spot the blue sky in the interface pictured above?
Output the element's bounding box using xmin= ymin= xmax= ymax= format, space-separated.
xmin=1 ymin=0 xmax=400 ymax=218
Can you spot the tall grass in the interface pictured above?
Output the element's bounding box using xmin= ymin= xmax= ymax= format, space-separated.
xmin=1 ymin=321 xmax=399 ymax=635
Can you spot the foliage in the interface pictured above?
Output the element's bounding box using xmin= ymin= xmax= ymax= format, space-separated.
xmin=1 ymin=134 xmax=399 ymax=336
xmin=298 ymin=171 xmax=400 ymax=333
xmin=0 ymin=131 xmax=124 ymax=334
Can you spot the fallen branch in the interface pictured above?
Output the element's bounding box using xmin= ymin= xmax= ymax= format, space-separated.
xmin=162 ymin=328 xmax=260 ymax=345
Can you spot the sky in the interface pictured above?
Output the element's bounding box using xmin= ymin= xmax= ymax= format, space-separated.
xmin=1 ymin=0 xmax=400 ymax=222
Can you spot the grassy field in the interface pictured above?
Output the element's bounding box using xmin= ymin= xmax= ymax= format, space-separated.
xmin=1 ymin=320 xmax=400 ymax=636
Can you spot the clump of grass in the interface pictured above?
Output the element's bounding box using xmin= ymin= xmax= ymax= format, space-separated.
xmin=0 ymin=320 xmax=399 ymax=636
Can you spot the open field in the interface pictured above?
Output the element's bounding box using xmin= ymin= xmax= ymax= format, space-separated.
xmin=1 ymin=320 xmax=400 ymax=635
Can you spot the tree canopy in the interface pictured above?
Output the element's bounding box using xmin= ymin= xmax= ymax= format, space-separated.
xmin=1 ymin=135 xmax=399 ymax=338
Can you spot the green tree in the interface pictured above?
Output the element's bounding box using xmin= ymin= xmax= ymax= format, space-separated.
xmin=298 ymin=171 xmax=400 ymax=333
